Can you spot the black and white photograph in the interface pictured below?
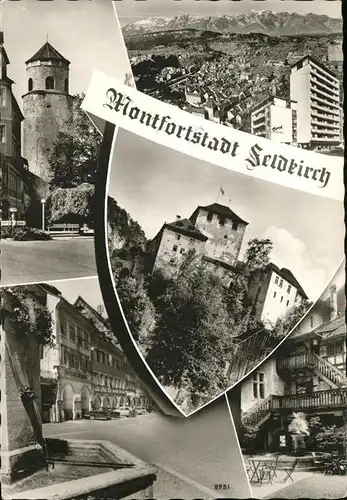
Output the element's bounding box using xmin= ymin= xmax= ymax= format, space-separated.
xmin=227 ymin=260 xmax=347 ymax=499
xmin=0 ymin=0 xmax=131 ymax=286
xmin=0 ymin=276 xmax=250 ymax=500
xmin=107 ymin=127 xmax=344 ymax=415
xmin=116 ymin=0 xmax=343 ymax=154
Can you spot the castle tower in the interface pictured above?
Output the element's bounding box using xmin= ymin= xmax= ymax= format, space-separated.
xmin=22 ymin=42 xmax=73 ymax=181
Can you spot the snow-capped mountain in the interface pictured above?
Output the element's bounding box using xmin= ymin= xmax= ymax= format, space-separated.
xmin=122 ymin=11 xmax=342 ymax=38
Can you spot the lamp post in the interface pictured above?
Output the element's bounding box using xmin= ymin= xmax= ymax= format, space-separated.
xmin=41 ymin=199 xmax=46 ymax=231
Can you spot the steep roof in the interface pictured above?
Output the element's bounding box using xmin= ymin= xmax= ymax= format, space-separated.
xmin=313 ymin=314 xmax=345 ymax=340
xmin=25 ymin=42 xmax=70 ymax=65
xmin=191 ymin=203 xmax=249 ymax=225
xmin=164 ymin=218 xmax=208 ymax=242
xmin=269 ymin=263 xmax=308 ymax=299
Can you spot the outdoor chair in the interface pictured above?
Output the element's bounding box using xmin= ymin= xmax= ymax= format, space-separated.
xmin=260 ymin=455 xmax=280 ymax=484
xmin=276 ymin=457 xmax=298 ymax=483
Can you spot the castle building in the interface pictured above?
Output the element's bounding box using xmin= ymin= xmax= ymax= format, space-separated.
xmin=247 ymin=263 xmax=308 ymax=326
xmin=40 ymin=284 xmax=151 ymax=423
xmin=290 ymin=56 xmax=342 ymax=150
xmin=147 ymin=203 xmax=248 ymax=282
xmin=240 ymin=281 xmax=346 ymax=453
xmin=22 ymin=42 xmax=73 ymax=182
xmin=0 ymin=31 xmax=27 ymax=221
xmin=250 ymin=96 xmax=298 ymax=145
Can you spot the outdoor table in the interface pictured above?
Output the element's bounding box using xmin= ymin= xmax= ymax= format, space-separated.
xmin=248 ymin=456 xmax=278 ymax=484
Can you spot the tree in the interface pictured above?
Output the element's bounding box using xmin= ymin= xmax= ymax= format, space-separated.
xmin=273 ymin=298 xmax=313 ymax=337
xmin=45 ymin=183 xmax=95 ymax=224
xmin=145 ymin=252 xmax=235 ymax=399
xmin=315 ymin=425 xmax=345 ymax=454
xmin=49 ymin=94 xmax=102 ymax=188
xmin=116 ymin=276 xmax=156 ymax=353
xmin=244 ymin=238 xmax=273 ymax=274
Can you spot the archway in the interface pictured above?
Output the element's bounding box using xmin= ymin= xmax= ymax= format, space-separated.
xmin=61 ymin=384 xmax=74 ymax=421
xmin=119 ymin=397 xmax=124 ymax=407
xmin=111 ymin=397 xmax=117 ymax=409
xmin=103 ymin=395 xmax=110 ymax=410
xmin=92 ymin=394 xmax=101 ymax=410
xmin=81 ymin=386 xmax=90 ymax=417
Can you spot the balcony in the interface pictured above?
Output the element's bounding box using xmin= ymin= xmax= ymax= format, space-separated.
xmin=277 ymin=352 xmax=315 ymax=372
xmin=272 ymin=389 xmax=347 ymax=411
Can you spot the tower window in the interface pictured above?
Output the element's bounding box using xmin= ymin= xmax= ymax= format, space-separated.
xmin=219 ymin=215 xmax=226 ymax=226
xmin=28 ymin=78 xmax=33 ymax=91
xmin=207 ymin=212 xmax=213 ymax=222
xmin=64 ymin=78 xmax=69 ymax=93
xmin=232 ymin=222 xmax=238 ymax=230
xmin=45 ymin=76 xmax=55 ymax=90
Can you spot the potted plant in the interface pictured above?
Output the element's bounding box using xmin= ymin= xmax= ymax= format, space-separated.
xmin=288 ymin=412 xmax=310 ymax=455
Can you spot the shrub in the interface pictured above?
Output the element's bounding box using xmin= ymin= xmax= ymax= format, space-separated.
xmin=11 ymin=227 xmax=52 ymax=241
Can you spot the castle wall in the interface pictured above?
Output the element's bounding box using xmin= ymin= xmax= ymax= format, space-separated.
xmin=23 ymin=92 xmax=73 ymax=181
xmin=193 ymin=208 xmax=246 ymax=266
xmin=153 ymin=228 xmax=205 ymax=277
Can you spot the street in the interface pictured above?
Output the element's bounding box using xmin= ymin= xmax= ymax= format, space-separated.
xmin=44 ymin=398 xmax=251 ymax=499
xmin=1 ymin=238 xmax=97 ymax=286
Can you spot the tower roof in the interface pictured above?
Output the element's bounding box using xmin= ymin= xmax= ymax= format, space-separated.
xmin=190 ymin=203 xmax=249 ymax=226
xmin=25 ymin=42 xmax=70 ymax=65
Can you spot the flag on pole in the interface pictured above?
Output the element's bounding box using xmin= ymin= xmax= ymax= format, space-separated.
xmin=220 ymin=186 xmax=225 ymax=196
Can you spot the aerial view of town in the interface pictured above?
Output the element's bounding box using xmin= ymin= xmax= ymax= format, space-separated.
xmin=121 ymin=10 xmax=343 ymax=154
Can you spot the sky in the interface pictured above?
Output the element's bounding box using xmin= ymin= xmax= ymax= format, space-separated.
xmin=108 ymin=128 xmax=344 ymax=302
xmin=46 ymin=276 xmax=105 ymax=313
xmin=1 ymin=0 xmax=131 ymax=107
xmin=115 ymin=0 xmax=342 ymax=24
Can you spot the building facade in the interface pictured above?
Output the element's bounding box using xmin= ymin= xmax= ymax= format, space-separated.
xmin=0 ymin=31 xmax=27 ymax=221
xmin=250 ymin=96 xmax=298 ymax=145
xmin=147 ymin=203 xmax=248 ymax=282
xmin=241 ymin=282 xmax=346 ymax=452
xmin=290 ymin=56 xmax=342 ymax=150
xmin=40 ymin=285 xmax=151 ymax=423
xmin=22 ymin=42 xmax=73 ymax=181
xmin=248 ymin=263 xmax=308 ymax=326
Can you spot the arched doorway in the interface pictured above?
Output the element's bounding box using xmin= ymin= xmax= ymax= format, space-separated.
xmin=119 ymin=397 xmax=124 ymax=407
xmin=81 ymin=387 xmax=90 ymax=417
xmin=103 ymin=395 xmax=110 ymax=410
xmin=61 ymin=384 xmax=74 ymax=421
xmin=111 ymin=397 xmax=117 ymax=409
xmin=92 ymin=394 xmax=101 ymax=410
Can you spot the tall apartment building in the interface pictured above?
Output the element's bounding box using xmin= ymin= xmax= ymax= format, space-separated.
xmin=290 ymin=56 xmax=342 ymax=150
xmin=250 ymin=96 xmax=298 ymax=145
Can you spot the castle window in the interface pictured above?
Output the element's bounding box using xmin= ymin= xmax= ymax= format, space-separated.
xmin=224 ymin=235 xmax=228 ymax=239
xmin=172 ymin=245 xmax=178 ymax=252
xmin=286 ymin=300 xmax=290 ymax=306
xmin=279 ymin=279 xmax=283 ymax=288
xmin=273 ymin=292 xmax=277 ymax=298
xmin=232 ymin=222 xmax=238 ymax=230
xmin=280 ymin=296 xmax=284 ymax=303
xmin=180 ymin=248 xmax=185 ymax=254
xmin=207 ymin=212 xmax=213 ymax=222
xmin=274 ymin=275 xmax=279 ymax=285
xmin=45 ymin=76 xmax=55 ymax=90
xmin=169 ymin=258 xmax=175 ymax=265
xmin=28 ymin=78 xmax=33 ymax=91
xmin=176 ymin=234 xmax=181 ymax=240
xmin=219 ymin=215 xmax=226 ymax=226
xmin=287 ymin=285 xmax=292 ymax=294
xmin=64 ymin=78 xmax=69 ymax=93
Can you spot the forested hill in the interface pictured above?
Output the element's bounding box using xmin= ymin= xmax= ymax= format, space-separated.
xmin=108 ymin=197 xmax=147 ymax=255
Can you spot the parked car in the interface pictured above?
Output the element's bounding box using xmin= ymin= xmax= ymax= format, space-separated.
xmin=109 ymin=409 xmax=121 ymax=419
xmin=136 ymin=407 xmax=147 ymax=415
xmin=79 ymin=223 xmax=94 ymax=236
xmin=84 ymin=410 xmax=111 ymax=420
xmin=118 ymin=406 xmax=131 ymax=417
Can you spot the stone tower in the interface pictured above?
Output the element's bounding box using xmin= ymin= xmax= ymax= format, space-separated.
xmin=22 ymin=42 xmax=73 ymax=181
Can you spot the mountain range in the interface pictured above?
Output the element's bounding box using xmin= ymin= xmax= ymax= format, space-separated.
xmin=122 ymin=11 xmax=342 ymax=38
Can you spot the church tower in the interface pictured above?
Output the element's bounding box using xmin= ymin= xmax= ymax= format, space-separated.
xmin=22 ymin=42 xmax=73 ymax=181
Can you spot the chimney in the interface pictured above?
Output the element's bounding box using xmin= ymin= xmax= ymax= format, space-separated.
xmin=176 ymin=215 xmax=181 ymax=221
xmin=329 ymin=284 xmax=338 ymax=320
